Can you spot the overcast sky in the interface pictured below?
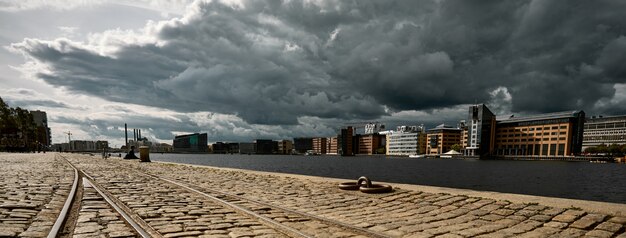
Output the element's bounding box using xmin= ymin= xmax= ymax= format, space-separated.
xmin=2 ymin=0 xmax=626 ymax=147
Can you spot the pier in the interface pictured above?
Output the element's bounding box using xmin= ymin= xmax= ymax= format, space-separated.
xmin=1 ymin=153 xmax=625 ymax=238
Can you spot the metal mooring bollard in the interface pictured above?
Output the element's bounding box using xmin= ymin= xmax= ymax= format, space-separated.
xmin=139 ymin=146 xmax=151 ymax=162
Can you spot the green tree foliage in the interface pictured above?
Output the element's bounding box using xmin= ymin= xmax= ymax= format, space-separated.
xmin=585 ymin=143 xmax=626 ymax=156
xmin=0 ymin=97 xmax=39 ymax=152
xmin=450 ymin=144 xmax=462 ymax=152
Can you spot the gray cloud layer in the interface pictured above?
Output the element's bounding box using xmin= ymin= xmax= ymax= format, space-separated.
xmin=10 ymin=0 xmax=626 ymax=127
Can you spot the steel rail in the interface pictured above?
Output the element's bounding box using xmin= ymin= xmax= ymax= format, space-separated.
xmin=59 ymin=155 xmax=154 ymax=238
xmin=144 ymin=172 xmax=391 ymax=238
xmin=48 ymin=154 xmax=79 ymax=238
xmin=145 ymin=173 xmax=314 ymax=238
xmin=82 ymin=178 xmax=152 ymax=238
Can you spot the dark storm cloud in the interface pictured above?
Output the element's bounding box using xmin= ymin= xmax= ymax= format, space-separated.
xmin=10 ymin=0 xmax=626 ymax=126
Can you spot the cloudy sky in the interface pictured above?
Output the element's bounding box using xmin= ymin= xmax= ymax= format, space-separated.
xmin=2 ymin=0 xmax=626 ymax=147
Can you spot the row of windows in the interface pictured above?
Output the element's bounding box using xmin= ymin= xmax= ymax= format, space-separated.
xmin=496 ymin=137 xmax=566 ymax=143
xmin=494 ymin=143 xmax=566 ymax=156
xmin=584 ymin=122 xmax=626 ymax=130
xmin=497 ymin=125 xmax=567 ymax=133
xmin=497 ymin=131 xmax=567 ymax=138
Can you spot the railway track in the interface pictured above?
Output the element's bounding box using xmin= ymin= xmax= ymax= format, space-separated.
xmin=51 ymin=154 xmax=148 ymax=238
xmin=57 ymin=155 xmax=391 ymax=237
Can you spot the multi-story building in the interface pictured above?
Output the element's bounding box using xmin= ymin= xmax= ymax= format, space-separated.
xmin=357 ymin=134 xmax=384 ymax=155
xmin=255 ymin=139 xmax=276 ymax=154
xmin=70 ymin=140 xmax=96 ymax=151
xmin=339 ymin=127 xmax=354 ymax=156
xmin=239 ymin=142 xmax=256 ymax=154
xmin=326 ymin=136 xmax=338 ymax=155
xmin=293 ymin=137 xmax=313 ymax=154
xmin=583 ymin=115 xmax=626 ymax=149
xmin=426 ymin=124 xmax=462 ymax=155
xmin=173 ymin=133 xmax=208 ymax=153
xmin=30 ymin=110 xmax=51 ymax=147
xmin=493 ymin=111 xmax=585 ymax=156
xmin=277 ymin=140 xmax=293 ymax=154
xmin=465 ymin=104 xmax=496 ymax=157
xmin=312 ymin=137 xmax=327 ymax=154
xmin=387 ymin=126 xmax=426 ymax=156
xmin=465 ymin=104 xmax=585 ymax=157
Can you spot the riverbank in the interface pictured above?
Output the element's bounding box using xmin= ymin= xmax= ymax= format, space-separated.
xmin=3 ymin=152 xmax=626 ymax=237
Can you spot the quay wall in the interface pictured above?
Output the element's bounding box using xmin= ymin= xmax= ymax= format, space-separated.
xmin=155 ymin=161 xmax=626 ymax=217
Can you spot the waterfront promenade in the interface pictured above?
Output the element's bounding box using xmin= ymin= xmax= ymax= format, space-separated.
xmin=1 ymin=153 xmax=626 ymax=237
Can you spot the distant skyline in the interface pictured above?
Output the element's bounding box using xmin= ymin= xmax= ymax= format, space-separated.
xmin=2 ymin=0 xmax=626 ymax=147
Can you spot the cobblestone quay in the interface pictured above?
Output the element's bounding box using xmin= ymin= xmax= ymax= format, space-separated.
xmin=0 ymin=153 xmax=74 ymax=237
xmin=2 ymin=153 xmax=626 ymax=237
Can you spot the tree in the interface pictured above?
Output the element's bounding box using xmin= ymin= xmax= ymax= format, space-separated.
xmin=608 ymin=144 xmax=622 ymax=155
xmin=450 ymin=144 xmax=462 ymax=152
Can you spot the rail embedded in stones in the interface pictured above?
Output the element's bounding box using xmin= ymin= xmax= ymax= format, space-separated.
xmin=2 ymin=153 xmax=626 ymax=238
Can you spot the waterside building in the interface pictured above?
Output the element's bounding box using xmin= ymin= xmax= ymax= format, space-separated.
xmin=386 ymin=126 xmax=426 ymax=156
xmin=583 ymin=115 xmax=626 ymax=149
xmin=173 ymin=133 xmax=208 ymax=153
xmin=468 ymin=104 xmax=585 ymax=158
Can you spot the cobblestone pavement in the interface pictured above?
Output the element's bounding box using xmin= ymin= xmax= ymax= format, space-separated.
xmin=5 ymin=153 xmax=626 ymax=238
xmin=141 ymin=163 xmax=626 ymax=238
xmin=66 ymin=155 xmax=292 ymax=238
xmin=0 ymin=153 xmax=74 ymax=237
xmin=72 ymin=178 xmax=137 ymax=238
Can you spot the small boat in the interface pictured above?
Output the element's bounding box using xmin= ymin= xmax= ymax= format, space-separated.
xmin=408 ymin=154 xmax=424 ymax=158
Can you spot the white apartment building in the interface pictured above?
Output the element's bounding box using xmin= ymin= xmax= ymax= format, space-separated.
xmin=386 ymin=126 xmax=426 ymax=156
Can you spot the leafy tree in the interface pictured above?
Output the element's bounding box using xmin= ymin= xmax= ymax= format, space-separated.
xmin=0 ymin=97 xmax=38 ymax=151
xmin=608 ymin=144 xmax=622 ymax=155
xmin=450 ymin=144 xmax=462 ymax=152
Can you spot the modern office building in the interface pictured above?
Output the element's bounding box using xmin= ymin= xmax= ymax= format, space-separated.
xmin=465 ymin=105 xmax=496 ymax=157
xmin=326 ymin=136 xmax=338 ymax=155
xmin=30 ymin=110 xmax=51 ymax=146
xmin=426 ymin=124 xmax=462 ymax=155
xmin=357 ymin=134 xmax=385 ymax=155
xmin=493 ymin=111 xmax=585 ymax=156
xmin=173 ymin=133 xmax=208 ymax=153
xmin=239 ymin=142 xmax=256 ymax=154
xmin=255 ymin=139 xmax=276 ymax=154
xmin=339 ymin=127 xmax=354 ymax=156
xmin=312 ymin=137 xmax=327 ymax=154
xmin=277 ymin=140 xmax=293 ymax=154
xmin=387 ymin=126 xmax=426 ymax=156
xmin=464 ymin=104 xmax=585 ymax=157
xmin=293 ymin=137 xmax=313 ymax=154
xmin=583 ymin=115 xmax=626 ymax=149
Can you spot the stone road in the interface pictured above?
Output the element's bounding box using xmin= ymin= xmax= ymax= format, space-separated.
xmin=72 ymin=178 xmax=136 ymax=238
xmin=2 ymin=152 xmax=626 ymax=238
xmin=0 ymin=153 xmax=73 ymax=237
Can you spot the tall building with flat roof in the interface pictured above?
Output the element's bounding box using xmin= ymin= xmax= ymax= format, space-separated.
xmin=30 ymin=110 xmax=51 ymax=146
xmin=387 ymin=126 xmax=426 ymax=156
xmin=312 ymin=137 xmax=327 ymax=154
xmin=326 ymin=136 xmax=338 ymax=155
xmin=583 ymin=115 xmax=626 ymax=149
xmin=173 ymin=133 xmax=208 ymax=153
xmin=466 ymin=104 xmax=496 ymax=157
xmin=339 ymin=127 xmax=354 ymax=156
xmin=469 ymin=104 xmax=585 ymax=157
xmin=426 ymin=124 xmax=462 ymax=155
xmin=293 ymin=137 xmax=313 ymax=153
xmin=277 ymin=140 xmax=293 ymax=154
xmin=493 ymin=111 xmax=585 ymax=156
xmin=255 ymin=139 xmax=276 ymax=154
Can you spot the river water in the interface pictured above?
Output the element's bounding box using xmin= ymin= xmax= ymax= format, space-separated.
xmin=149 ymin=154 xmax=626 ymax=204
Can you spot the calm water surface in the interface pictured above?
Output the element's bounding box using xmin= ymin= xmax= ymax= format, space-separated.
xmin=149 ymin=154 xmax=626 ymax=204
